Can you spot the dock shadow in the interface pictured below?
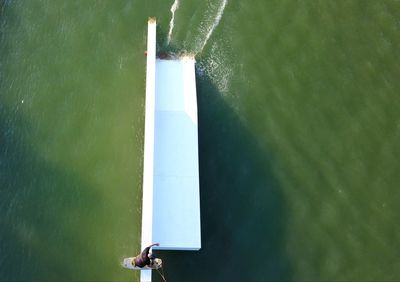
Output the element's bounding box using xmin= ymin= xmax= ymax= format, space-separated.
xmin=153 ymin=64 xmax=292 ymax=281
xmin=0 ymin=104 xmax=113 ymax=281
xmin=0 ymin=7 xmax=139 ymax=280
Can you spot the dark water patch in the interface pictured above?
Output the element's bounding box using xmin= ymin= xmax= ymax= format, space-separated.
xmin=0 ymin=1 xmax=146 ymax=280
xmin=0 ymin=103 xmax=109 ymax=281
xmin=153 ymin=68 xmax=291 ymax=282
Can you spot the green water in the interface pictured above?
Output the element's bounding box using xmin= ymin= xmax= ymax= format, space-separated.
xmin=1 ymin=1 xmax=399 ymax=281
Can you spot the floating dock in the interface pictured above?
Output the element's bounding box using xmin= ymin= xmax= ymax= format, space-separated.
xmin=140 ymin=18 xmax=201 ymax=282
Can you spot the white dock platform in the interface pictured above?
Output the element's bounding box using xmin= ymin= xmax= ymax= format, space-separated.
xmin=140 ymin=18 xmax=201 ymax=282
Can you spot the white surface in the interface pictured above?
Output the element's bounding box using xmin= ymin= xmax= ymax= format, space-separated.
xmin=122 ymin=258 xmax=162 ymax=270
xmin=140 ymin=19 xmax=201 ymax=282
xmin=140 ymin=18 xmax=156 ymax=282
xmin=152 ymin=58 xmax=201 ymax=250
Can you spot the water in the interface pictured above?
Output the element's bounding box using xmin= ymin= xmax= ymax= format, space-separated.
xmin=1 ymin=0 xmax=399 ymax=281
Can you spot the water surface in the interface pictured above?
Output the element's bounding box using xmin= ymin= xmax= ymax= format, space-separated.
xmin=1 ymin=1 xmax=400 ymax=281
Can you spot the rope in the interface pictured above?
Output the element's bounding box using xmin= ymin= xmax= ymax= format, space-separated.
xmin=156 ymin=266 xmax=167 ymax=282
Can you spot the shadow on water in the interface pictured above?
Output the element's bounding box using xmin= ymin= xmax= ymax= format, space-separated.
xmin=0 ymin=6 xmax=112 ymax=281
xmin=153 ymin=69 xmax=291 ymax=282
xmin=153 ymin=26 xmax=292 ymax=282
xmin=0 ymin=105 xmax=113 ymax=281
xmin=0 ymin=2 xmax=146 ymax=280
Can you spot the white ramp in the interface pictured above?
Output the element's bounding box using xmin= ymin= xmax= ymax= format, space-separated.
xmin=140 ymin=18 xmax=201 ymax=282
xmin=153 ymin=58 xmax=201 ymax=250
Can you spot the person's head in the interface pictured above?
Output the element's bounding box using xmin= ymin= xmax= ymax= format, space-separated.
xmin=152 ymin=258 xmax=162 ymax=268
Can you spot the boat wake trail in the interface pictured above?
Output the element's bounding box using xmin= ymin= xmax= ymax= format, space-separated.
xmin=167 ymin=0 xmax=179 ymax=45
xmin=196 ymin=0 xmax=228 ymax=54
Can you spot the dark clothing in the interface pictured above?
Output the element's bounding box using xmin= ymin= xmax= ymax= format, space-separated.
xmin=134 ymin=247 xmax=151 ymax=268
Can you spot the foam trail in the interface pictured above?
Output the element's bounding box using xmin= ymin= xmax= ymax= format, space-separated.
xmin=167 ymin=0 xmax=179 ymax=45
xmin=198 ymin=0 xmax=228 ymax=53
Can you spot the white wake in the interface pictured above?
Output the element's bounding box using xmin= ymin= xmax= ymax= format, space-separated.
xmin=167 ymin=0 xmax=179 ymax=45
xmin=197 ymin=0 xmax=228 ymax=53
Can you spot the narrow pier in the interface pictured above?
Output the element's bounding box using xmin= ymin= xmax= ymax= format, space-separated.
xmin=140 ymin=18 xmax=201 ymax=282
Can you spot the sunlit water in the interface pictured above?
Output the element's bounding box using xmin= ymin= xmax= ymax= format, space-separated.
xmin=1 ymin=1 xmax=399 ymax=281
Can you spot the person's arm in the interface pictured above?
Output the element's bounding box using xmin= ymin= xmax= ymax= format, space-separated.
xmin=145 ymin=243 xmax=160 ymax=259
xmin=147 ymin=243 xmax=159 ymax=249
xmin=142 ymin=243 xmax=159 ymax=258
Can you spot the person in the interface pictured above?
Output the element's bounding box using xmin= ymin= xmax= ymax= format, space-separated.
xmin=133 ymin=243 xmax=160 ymax=268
